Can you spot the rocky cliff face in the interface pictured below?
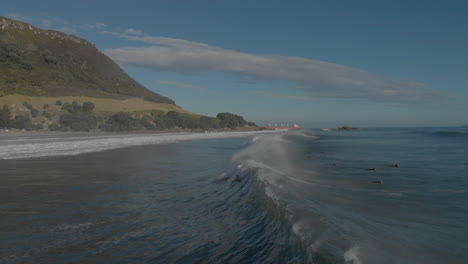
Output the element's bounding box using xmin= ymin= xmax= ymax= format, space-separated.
xmin=0 ymin=16 xmax=175 ymax=105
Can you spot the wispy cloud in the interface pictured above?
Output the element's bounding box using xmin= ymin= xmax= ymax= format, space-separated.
xmin=156 ymin=80 xmax=205 ymax=91
xmin=250 ymin=91 xmax=316 ymax=101
xmin=82 ymin=22 xmax=107 ymax=31
xmin=6 ymin=13 xmax=32 ymax=23
xmin=125 ymin=28 xmax=147 ymax=36
xmin=104 ymin=34 xmax=449 ymax=103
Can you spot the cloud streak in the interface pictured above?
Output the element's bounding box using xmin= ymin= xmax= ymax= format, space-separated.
xmin=250 ymin=91 xmax=316 ymax=101
xmin=125 ymin=28 xmax=147 ymax=36
xmin=156 ymin=80 xmax=205 ymax=91
xmin=83 ymin=22 xmax=107 ymax=31
xmin=105 ymin=35 xmax=447 ymax=103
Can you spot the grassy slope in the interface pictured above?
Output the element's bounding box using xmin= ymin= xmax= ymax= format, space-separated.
xmin=0 ymin=16 xmax=175 ymax=104
xmin=0 ymin=95 xmax=198 ymax=120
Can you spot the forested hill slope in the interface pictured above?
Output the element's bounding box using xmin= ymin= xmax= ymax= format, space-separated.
xmin=0 ymin=16 xmax=175 ymax=105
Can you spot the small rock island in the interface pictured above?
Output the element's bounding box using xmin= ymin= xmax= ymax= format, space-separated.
xmin=337 ymin=126 xmax=359 ymax=130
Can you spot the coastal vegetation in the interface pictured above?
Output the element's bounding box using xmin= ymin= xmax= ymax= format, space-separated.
xmin=0 ymin=95 xmax=257 ymax=132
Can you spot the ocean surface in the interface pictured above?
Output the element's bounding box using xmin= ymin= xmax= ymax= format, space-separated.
xmin=1 ymin=128 xmax=467 ymax=263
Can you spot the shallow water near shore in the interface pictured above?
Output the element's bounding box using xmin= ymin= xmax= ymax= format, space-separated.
xmin=1 ymin=128 xmax=467 ymax=263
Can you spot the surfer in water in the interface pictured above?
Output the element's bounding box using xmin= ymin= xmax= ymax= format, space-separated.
xmin=227 ymin=174 xmax=241 ymax=183
xmin=233 ymin=175 xmax=241 ymax=182
xmin=382 ymin=164 xmax=399 ymax=168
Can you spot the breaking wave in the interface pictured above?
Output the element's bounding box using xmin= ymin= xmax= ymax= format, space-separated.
xmin=230 ymin=132 xmax=364 ymax=263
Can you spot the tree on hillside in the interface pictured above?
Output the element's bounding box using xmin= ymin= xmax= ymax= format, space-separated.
xmin=199 ymin=116 xmax=219 ymax=130
xmin=103 ymin=112 xmax=143 ymax=132
xmin=155 ymin=111 xmax=180 ymax=130
xmin=61 ymin=102 xmax=73 ymax=112
xmin=82 ymin=101 xmax=95 ymax=112
xmin=140 ymin=115 xmax=155 ymax=129
xmin=216 ymin=112 xmax=247 ymax=128
xmin=30 ymin=108 xmax=39 ymax=118
xmin=9 ymin=114 xmax=32 ymax=130
xmin=71 ymin=101 xmax=81 ymax=113
xmin=152 ymin=111 xmax=201 ymax=130
xmin=22 ymin=102 xmax=39 ymax=118
xmin=0 ymin=104 xmax=11 ymax=128
xmin=59 ymin=112 xmax=98 ymax=132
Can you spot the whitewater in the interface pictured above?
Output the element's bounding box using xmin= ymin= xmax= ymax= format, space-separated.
xmin=0 ymin=130 xmax=277 ymax=160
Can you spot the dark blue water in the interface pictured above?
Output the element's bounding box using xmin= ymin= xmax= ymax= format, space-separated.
xmin=1 ymin=128 xmax=467 ymax=263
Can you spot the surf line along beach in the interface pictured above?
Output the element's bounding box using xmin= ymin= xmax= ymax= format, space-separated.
xmin=0 ymin=130 xmax=281 ymax=160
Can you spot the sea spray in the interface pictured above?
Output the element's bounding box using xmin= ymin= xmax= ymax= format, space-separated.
xmin=344 ymin=246 xmax=361 ymax=264
xmin=230 ymin=131 xmax=388 ymax=263
xmin=231 ymin=132 xmax=335 ymax=261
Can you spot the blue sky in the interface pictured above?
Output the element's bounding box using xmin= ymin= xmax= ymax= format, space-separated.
xmin=3 ymin=0 xmax=468 ymax=127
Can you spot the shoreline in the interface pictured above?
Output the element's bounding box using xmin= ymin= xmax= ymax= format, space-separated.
xmin=0 ymin=127 xmax=263 ymax=138
xmin=0 ymin=129 xmax=279 ymax=160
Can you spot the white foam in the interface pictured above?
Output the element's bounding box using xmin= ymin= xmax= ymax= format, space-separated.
xmin=309 ymin=239 xmax=322 ymax=252
xmin=296 ymin=131 xmax=318 ymax=139
xmin=344 ymin=246 xmax=361 ymax=264
xmin=292 ymin=220 xmax=309 ymax=241
xmin=55 ymin=222 xmax=95 ymax=231
xmin=0 ymin=131 xmax=277 ymax=160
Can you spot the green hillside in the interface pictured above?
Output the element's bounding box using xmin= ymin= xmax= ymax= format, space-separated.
xmin=0 ymin=16 xmax=174 ymax=104
xmin=0 ymin=17 xmax=258 ymax=132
